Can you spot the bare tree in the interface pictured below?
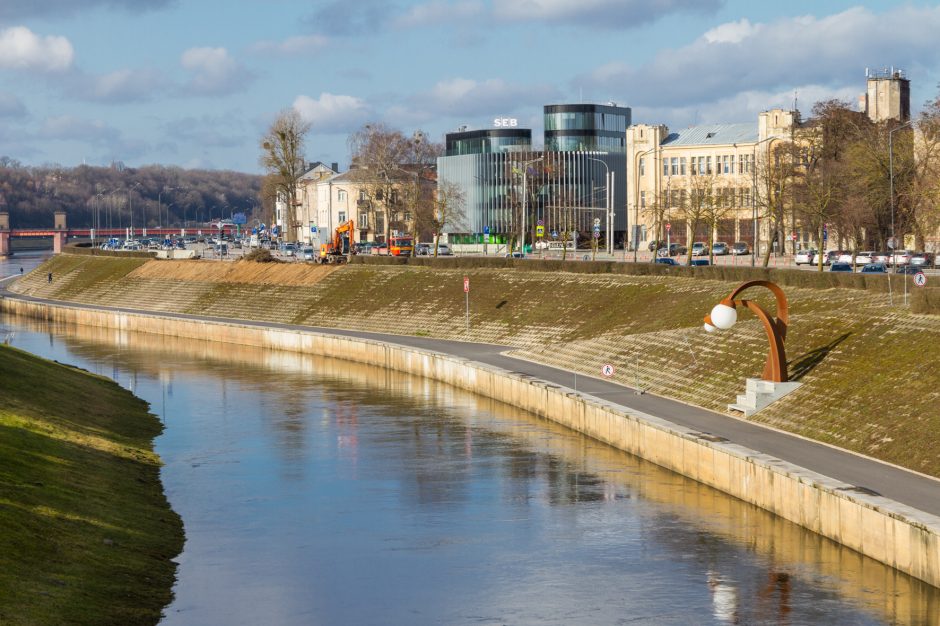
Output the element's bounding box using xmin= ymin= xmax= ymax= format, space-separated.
xmin=428 ymin=180 xmax=466 ymax=256
xmin=259 ymin=109 xmax=310 ymax=242
xmin=680 ymin=175 xmax=721 ymax=265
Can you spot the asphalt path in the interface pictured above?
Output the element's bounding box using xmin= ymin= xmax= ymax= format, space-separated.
xmin=5 ymin=285 xmax=940 ymax=519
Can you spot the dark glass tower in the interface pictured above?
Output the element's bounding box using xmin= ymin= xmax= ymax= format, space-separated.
xmin=445 ymin=128 xmax=532 ymax=156
xmin=544 ymin=103 xmax=631 ymax=153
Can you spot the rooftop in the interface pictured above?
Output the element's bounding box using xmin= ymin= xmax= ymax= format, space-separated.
xmin=661 ymin=123 xmax=758 ymax=147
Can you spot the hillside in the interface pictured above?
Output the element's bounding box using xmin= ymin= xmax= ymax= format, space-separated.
xmin=11 ymin=255 xmax=940 ymax=477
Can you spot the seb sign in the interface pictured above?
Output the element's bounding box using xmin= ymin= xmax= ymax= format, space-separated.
xmin=493 ymin=118 xmax=518 ymax=128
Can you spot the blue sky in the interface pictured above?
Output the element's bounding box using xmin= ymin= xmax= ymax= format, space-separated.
xmin=0 ymin=0 xmax=936 ymax=173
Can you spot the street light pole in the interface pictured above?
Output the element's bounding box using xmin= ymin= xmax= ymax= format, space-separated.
xmin=889 ymin=120 xmax=914 ymax=257
xmin=518 ymin=156 xmax=543 ymax=257
xmin=586 ymin=155 xmax=612 ymax=255
xmin=632 ymin=146 xmax=657 ymax=263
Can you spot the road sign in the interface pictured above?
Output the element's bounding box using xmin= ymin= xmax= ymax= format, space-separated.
xmin=484 ymin=234 xmax=490 ymax=243
xmin=537 ymin=219 xmax=544 ymax=226
xmin=914 ymin=272 xmax=927 ymax=287
xmin=665 ymin=222 xmax=671 ymax=232
xmin=601 ymin=364 xmax=615 ymax=377
xmin=484 ymin=225 xmax=490 ymax=235
xmin=593 ymin=231 xmax=600 ymax=239
xmin=551 ymin=230 xmax=558 ymax=239
xmin=888 ymin=237 xmax=897 ymax=250
xmin=233 ymin=212 xmax=247 ymax=225
xmin=310 ymin=225 xmax=317 ymax=234
xmin=791 ymin=232 xmax=797 ymax=241
xmin=536 ymin=225 xmax=545 ymax=237
xmin=593 ymin=217 xmax=601 ymax=226
xmin=463 ymin=276 xmax=470 ymax=293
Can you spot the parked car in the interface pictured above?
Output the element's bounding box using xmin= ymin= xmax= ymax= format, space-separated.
xmin=415 ymin=243 xmax=431 ymax=256
xmin=729 ymin=242 xmax=750 ymax=255
xmin=281 ymin=243 xmax=296 ymax=257
xmin=435 ymin=243 xmax=452 ymax=256
xmin=302 ymin=247 xmax=314 ymax=261
xmin=711 ymin=242 xmax=729 ymax=256
xmin=830 ymin=263 xmax=853 ymax=272
xmin=896 ymin=265 xmax=924 ymax=275
xmin=688 ymin=258 xmax=710 ymax=266
xmin=691 ymin=242 xmax=709 ymax=256
xmin=648 ymin=240 xmax=666 ymax=252
xmin=910 ymin=252 xmax=932 ymax=266
xmin=860 ymin=262 xmax=887 ymax=273
xmin=838 ymin=251 xmax=874 ymax=265
xmin=890 ymin=250 xmax=913 ymax=266
xmin=872 ymin=251 xmax=891 ymax=265
xmin=794 ymin=249 xmax=817 ymax=265
xmin=655 ymin=257 xmax=678 ymax=266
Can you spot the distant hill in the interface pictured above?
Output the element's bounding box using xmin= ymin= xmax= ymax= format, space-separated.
xmin=0 ymin=159 xmax=265 ymax=230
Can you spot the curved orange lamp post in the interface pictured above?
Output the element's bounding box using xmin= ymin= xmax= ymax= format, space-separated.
xmin=703 ymin=280 xmax=790 ymax=383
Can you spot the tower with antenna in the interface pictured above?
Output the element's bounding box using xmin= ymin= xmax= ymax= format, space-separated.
xmin=863 ymin=67 xmax=910 ymax=122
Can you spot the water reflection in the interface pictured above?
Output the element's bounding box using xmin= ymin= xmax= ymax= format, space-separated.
xmin=2 ymin=315 xmax=938 ymax=625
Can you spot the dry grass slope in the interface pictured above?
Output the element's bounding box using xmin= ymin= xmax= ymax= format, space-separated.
xmin=14 ymin=255 xmax=940 ymax=477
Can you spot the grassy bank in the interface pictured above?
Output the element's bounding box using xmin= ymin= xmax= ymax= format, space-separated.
xmin=0 ymin=344 xmax=183 ymax=625
xmin=10 ymin=254 xmax=940 ymax=478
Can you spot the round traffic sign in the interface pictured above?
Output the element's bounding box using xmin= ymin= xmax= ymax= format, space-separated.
xmin=665 ymin=223 xmax=671 ymax=231
xmin=914 ymin=272 xmax=927 ymax=287
xmin=537 ymin=219 xmax=544 ymax=226
xmin=601 ymin=364 xmax=615 ymax=377
xmin=593 ymin=217 xmax=601 ymax=226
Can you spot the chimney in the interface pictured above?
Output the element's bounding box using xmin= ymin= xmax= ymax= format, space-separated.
xmin=332 ymin=162 xmax=339 ymax=173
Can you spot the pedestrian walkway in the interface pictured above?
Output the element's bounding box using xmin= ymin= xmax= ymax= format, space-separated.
xmin=4 ymin=286 xmax=940 ymax=519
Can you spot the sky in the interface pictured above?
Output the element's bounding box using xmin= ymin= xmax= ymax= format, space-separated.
xmin=1 ymin=0 xmax=938 ymax=174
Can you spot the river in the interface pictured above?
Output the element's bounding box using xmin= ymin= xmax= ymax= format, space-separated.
xmin=2 ymin=275 xmax=938 ymax=624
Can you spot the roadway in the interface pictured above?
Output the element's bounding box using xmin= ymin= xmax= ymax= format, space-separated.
xmin=4 ymin=285 xmax=940 ymax=520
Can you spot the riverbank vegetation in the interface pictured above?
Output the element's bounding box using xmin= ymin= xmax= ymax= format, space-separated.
xmin=0 ymin=344 xmax=183 ymax=625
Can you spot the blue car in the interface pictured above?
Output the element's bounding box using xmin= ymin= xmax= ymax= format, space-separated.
xmin=655 ymin=257 xmax=678 ymax=266
xmin=829 ymin=263 xmax=852 ymax=272
xmin=688 ymin=259 xmax=710 ymax=266
xmin=860 ymin=263 xmax=887 ymax=273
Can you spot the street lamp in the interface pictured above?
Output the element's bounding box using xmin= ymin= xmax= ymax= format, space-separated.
xmin=159 ymin=186 xmax=176 ymax=229
xmin=586 ymin=155 xmax=614 ymax=255
xmin=751 ymin=136 xmax=780 ymax=267
xmin=517 ymin=156 xmax=544 ymax=257
xmin=632 ymin=146 xmax=657 ymax=263
xmin=889 ymin=120 xmax=914 ymax=261
xmin=703 ymin=280 xmax=790 ymax=383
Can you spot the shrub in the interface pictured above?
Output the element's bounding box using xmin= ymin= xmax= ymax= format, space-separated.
xmin=241 ymin=248 xmax=281 ymax=263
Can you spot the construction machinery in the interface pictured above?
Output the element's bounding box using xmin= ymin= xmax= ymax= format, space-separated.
xmin=318 ymin=219 xmax=354 ymax=264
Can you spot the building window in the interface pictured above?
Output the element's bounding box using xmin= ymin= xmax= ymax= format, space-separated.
xmin=359 ymin=190 xmax=368 ymax=202
xmin=338 ymin=190 xmax=347 ymax=202
xmin=706 ymin=156 xmax=712 ymax=175
xmin=338 ymin=211 xmax=346 ymax=223
xmin=671 ymin=157 xmax=679 ymax=176
xmin=663 ymin=158 xmax=669 ymax=177
xmin=360 ymin=213 xmax=369 ymax=228
xmin=690 ymin=156 xmax=697 ymax=176
xmin=680 ymin=157 xmax=687 ymax=176
xmin=639 ymin=157 xmax=645 ymax=177
xmin=640 ymin=191 xmax=646 ymax=209
xmin=742 ymin=188 xmax=751 ymax=207
xmin=740 ymin=154 xmax=751 ymax=174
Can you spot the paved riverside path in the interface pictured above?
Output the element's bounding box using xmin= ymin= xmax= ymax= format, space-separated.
xmin=5 ymin=286 xmax=940 ymax=520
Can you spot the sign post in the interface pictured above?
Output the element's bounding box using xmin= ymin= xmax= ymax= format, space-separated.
xmin=602 ymin=364 xmax=615 ymax=378
xmin=463 ymin=276 xmax=470 ymax=334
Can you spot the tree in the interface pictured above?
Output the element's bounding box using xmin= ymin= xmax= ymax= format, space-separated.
xmin=753 ymin=140 xmax=797 ymax=266
xmin=428 ymin=180 xmax=466 ymax=256
xmin=260 ymin=109 xmax=310 ymax=242
xmin=680 ymin=175 xmax=722 ymax=265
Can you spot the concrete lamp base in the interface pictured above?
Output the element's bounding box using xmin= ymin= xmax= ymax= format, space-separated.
xmin=729 ymin=378 xmax=802 ymax=417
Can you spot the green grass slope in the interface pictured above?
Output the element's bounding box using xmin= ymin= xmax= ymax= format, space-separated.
xmin=0 ymin=345 xmax=183 ymax=625
xmin=12 ymin=255 xmax=940 ymax=477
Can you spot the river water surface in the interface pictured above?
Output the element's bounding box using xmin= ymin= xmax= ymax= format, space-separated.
xmin=2 ymin=280 xmax=939 ymax=624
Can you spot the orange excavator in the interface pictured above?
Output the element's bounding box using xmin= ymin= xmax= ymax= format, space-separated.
xmin=318 ymin=219 xmax=355 ymax=264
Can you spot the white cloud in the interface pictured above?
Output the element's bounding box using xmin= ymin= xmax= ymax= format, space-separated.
xmin=491 ymin=0 xmax=721 ymax=28
xmin=393 ymin=1 xmax=484 ymax=28
xmin=180 ymin=47 xmax=251 ymax=96
xmin=579 ymin=6 xmax=940 ymax=111
xmin=293 ymin=93 xmax=369 ymax=133
xmin=423 ymin=77 xmax=560 ymax=117
xmin=0 ymin=26 xmax=73 ymax=73
xmin=251 ymin=35 xmax=329 ymax=56
xmin=702 ymin=18 xmax=759 ymax=44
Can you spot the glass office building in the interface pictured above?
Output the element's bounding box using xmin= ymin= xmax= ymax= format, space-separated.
xmin=445 ymin=128 xmax=531 ymax=156
xmin=439 ymin=103 xmax=630 ymax=248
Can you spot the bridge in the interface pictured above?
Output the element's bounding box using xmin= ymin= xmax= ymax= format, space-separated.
xmin=0 ymin=211 xmax=239 ymax=256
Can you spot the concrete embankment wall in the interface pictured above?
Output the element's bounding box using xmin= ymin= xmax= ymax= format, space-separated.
xmin=4 ymin=295 xmax=940 ymax=589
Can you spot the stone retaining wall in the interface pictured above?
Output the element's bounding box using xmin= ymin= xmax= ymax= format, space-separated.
xmin=3 ymin=295 xmax=940 ymax=589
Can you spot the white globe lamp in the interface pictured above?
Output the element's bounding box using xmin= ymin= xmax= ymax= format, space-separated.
xmin=703 ymin=322 xmax=717 ymax=333
xmin=710 ymin=303 xmax=737 ymax=330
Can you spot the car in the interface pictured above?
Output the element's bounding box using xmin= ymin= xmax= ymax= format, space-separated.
xmin=281 ymin=243 xmax=296 ymax=257
xmin=872 ymin=251 xmax=891 ymax=265
xmin=887 ymin=250 xmax=912 ymax=266
xmin=691 ymin=242 xmax=709 ymax=256
xmin=896 ymin=265 xmax=925 ymax=275
xmin=648 ymin=240 xmax=666 ymax=252
xmin=794 ymin=249 xmax=817 ymax=265
xmin=655 ymin=257 xmax=678 ymax=265
xmin=838 ymin=251 xmax=873 ymax=265
xmin=910 ymin=252 xmax=932 ymax=266
xmin=415 ymin=243 xmax=431 ymax=256
xmin=860 ymin=262 xmax=887 ymax=273
xmin=730 ymin=242 xmax=751 ymax=255
xmin=505 ymin=251 xmax=525 ymax=258
xmin=825 ymin=250 xmax=841 ymax=265
xmin=688 ymin=258 xmax=710 ymax=266
xmin=302 ymin=247 xmax=315 ymax=261
xmin=829 ymin=263 xmax=853 ymax=272
xmin=712 ymin=242 xmax=729 ymax=256
xmin=436 ymin=243 xmax=452 ymax=256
